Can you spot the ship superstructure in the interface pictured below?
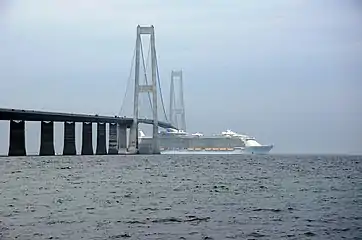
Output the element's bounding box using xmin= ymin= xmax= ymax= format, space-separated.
xmin=218 ymin=129 xmax=273 ymax=154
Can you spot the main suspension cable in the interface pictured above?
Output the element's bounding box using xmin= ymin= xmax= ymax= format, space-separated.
xmin=119 ymin=43 xmax=136 ymax=116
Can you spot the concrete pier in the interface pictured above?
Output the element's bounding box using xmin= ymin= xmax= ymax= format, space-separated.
xmin=117 ymin=124 xmax=127 ymax=154
xmin=63 ymin=121 xmax=76 ymax=155
xmin=8 ymin=120 xmax=26 ymax=156
xmin=108 ymin=123 xmax=118 ymax=154
xmin=96 ymin=122 xmax=107 ymax=155
xmin=39 ymin=121 xmax=55 ymax=156
xmin=81 ymin=122 xmax=93 ymax=155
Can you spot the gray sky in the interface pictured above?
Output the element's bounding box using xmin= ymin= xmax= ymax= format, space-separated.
xmin=0 ymin=0 xmax=361 ymax=155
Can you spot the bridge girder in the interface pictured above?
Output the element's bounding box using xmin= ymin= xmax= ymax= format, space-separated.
xmin=0 ymin=108 xmax=176 ymax=129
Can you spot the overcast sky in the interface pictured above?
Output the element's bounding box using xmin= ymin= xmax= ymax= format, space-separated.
xmin=0 ymin=0 xmax=361 ymax=155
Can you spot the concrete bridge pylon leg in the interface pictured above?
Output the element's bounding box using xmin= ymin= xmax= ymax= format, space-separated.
xmin=63 ymin=121 xmax=76 ymax=155
xmin=39 ymin=121 xmax=55 ymax=156
xmin=108 ymin=123 xmax=118 ymax=154
xmin=81 ymin=122 xmax=93 ymax=155
xmin=117 ymin=124 xmax=127 ymax=154
xmin=8 ymin=120 xmax=26 ymax=156
xmin=96 ymin=122 xmax=107 ymax=155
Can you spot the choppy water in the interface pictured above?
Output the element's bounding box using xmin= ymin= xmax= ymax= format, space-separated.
xmin=0 ymin=155 xmax=361 ymax=240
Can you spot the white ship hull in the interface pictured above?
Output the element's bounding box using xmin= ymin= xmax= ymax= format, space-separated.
xmin=160 ymin=145 xmax=273 ymax=155
xmin=243 ymin=145 xmax=273 ymax=154
xmin=160 ymin=148 xmax=244 ymax=155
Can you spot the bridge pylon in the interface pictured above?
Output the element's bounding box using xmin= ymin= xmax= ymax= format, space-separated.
xmin=169 ymin=70 xmax=186 ymax=131
xmin=128 ymin=25 xmax=160 ymax=154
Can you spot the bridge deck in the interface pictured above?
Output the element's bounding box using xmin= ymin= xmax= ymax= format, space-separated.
xmin=0 ymin=108 xmax=174 ymax=129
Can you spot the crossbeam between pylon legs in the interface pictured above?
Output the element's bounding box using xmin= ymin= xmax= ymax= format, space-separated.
xmin=128 ymin=25 xmax=159 ymax=154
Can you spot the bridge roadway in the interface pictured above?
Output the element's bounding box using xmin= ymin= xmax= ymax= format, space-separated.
xmin=0 ymin=108 xmax=175 ymax=129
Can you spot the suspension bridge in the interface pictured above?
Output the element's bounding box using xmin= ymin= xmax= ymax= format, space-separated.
xmin=0 ymin=25 xmax=185 ymax=156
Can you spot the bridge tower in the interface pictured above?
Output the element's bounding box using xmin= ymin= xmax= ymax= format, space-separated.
xmin=169 ymin=70 xmax=186 ymax=131
xmin=128 ymin=25 xmax=159 ymax=154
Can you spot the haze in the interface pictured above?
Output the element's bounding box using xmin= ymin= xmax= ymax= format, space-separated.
xmin=0 ymin=0 xmax=361 ymax=155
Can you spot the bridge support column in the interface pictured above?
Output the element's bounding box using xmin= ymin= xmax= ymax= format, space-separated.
xmin=8 ymin=120 xmax=26 ymax=156
xmin=63 ymin=121 xmax=76 ymax=155
xmin=39 ymin=121 xmax=55 ymax=156
xmin=108 ymin=123 xmax=118 ymax=154
xmin=128 ymin=123 xmax=138 ymax=154
xmin=81 ymin=122 xmax=93 ymax=155
xmin=117 ymin=124 xmax=127 ymax=154
xmin=96 ymin=122 xmax=107 ymax=155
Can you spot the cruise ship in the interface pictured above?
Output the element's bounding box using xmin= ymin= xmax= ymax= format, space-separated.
xmin=220 ymin=129 xmax=274 ymax=154
xmin=139 ymin=129 xmax=273 ymax=154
